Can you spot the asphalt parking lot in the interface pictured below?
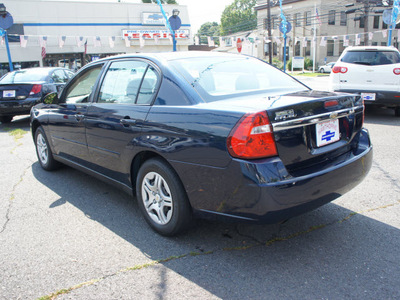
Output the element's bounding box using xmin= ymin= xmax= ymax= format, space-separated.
xmin=1 ymin=76 xmax=399 ymax=299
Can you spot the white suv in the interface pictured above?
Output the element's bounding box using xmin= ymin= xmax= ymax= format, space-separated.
xmin=330 ymin=46 xmax=400 ymax=116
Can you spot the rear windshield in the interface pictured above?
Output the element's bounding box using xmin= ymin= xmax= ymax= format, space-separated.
xmin=341 ymin=50 xmax=400 ymax=65
xmin=0 ymin=69 xmax=49 ymax=83
xmin=170 ymin=56 xmax=307 ymax=102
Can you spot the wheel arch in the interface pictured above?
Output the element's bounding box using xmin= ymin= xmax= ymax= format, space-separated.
xmin=31 ymin=119 xmax=41 ymax=139
xmin=130 ymin=151 xmax=182 ymax=194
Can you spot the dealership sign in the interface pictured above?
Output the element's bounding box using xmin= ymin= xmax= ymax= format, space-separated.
xmin=122 ymin=29 xmax=190 ymax=40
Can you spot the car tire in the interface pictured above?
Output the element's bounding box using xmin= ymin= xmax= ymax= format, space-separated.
xmin=136 ymin=158 xmax=193 ymax=236
xmin=0 ymin=116 xmax=13 ymax=123
xmin=320 ymin=68 xmax=325 ymax=73
xmin=34 ymin=126 xmax=60 ymax=171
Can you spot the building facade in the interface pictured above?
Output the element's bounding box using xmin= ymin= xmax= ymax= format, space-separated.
xmin=255 ymin=0 xmax=399 ymax=67
xmin=0 ymin=0 xmax=191 ymax=74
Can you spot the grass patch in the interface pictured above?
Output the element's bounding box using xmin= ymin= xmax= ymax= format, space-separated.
xmin=6 ymin=128 xmax=28 ymax=142
xmin=291 ymin=72 xmax=329 ymax=77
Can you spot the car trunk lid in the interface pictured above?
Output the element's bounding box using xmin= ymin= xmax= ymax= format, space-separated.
xmin=200 ymin=89 xmax=364 ymax=176
xmin=266 ymin=90 xmax=364 ymax=176
xmin=0 ymin=83 xmax=41 ymax=100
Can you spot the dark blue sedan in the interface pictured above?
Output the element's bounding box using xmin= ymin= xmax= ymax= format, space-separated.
xmin=0 ymin=67 xmax=74 ymax=123
xmin=30 ymin=52 xmax=373 ymax=236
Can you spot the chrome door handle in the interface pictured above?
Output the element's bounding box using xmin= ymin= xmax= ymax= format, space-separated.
xmin=75 ymin=114 xmax=84 ymax=121
xmin=120 ymin=118 xmax=137 ymax=127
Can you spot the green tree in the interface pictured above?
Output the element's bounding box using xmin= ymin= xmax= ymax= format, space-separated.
xmin=220 ymin=0 xmax=257 ymax=35
xmin=142 ymin=0 xmax=178 ymax=4
xmin=196 ymin=22 xmax=221 ymax=45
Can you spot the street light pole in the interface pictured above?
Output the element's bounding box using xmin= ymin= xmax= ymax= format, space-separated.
xmin=170 ymin=9 xmax=181 ymax=52
xmin=4 ymin=30 xmax=13 ymax=71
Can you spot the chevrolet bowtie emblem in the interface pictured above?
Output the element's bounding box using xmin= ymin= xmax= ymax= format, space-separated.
xmin=329 ymin=112 xmax=338 ymax=119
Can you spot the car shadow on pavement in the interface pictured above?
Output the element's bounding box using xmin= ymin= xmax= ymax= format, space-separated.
xmin=364 ymin=107 xmax=400 ymax=126
xmin=0 ymin=115 xmax=30 ymax=131
xmin=31 ymin=161 xmax=400 ymax=299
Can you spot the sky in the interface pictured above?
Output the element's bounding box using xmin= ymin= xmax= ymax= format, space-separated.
xmin=178 ymin=0 xmax=233 ymax=33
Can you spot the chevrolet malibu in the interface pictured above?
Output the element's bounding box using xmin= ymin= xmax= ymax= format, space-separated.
xmin=30 ymin=52 xmax=373 ymax=236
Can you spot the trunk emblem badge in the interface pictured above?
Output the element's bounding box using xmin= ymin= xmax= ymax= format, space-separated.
xmin=275 ymin=109 xmax=296 ymax=121
xmin=330 ymin=112 xmax=338 ymax=119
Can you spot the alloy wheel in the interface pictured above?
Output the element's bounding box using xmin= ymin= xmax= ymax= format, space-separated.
xmin=36 ymin=132 xmax=49 ymax=166
xmin=141 ymin=171 xmax=173 ymax=225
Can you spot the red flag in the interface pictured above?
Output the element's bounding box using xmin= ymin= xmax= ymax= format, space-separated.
xmin=41 ymin=46 xmax=46 ymax=59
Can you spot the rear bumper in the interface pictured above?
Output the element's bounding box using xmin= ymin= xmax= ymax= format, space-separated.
xmin=0 ymin=97 xmax=41 ymax=116
xmin=333 ymin=89 xmax=400 ymax=107
xmin=172 ymin=129 xmax=372 ymax=223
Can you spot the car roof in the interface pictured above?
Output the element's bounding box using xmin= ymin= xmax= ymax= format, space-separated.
xmin=10 ymin=67 xmax=69 ymax=73
xmin=94 ymin=51 xmax=246 ymax=64
xmin=344 ymin=46 xmax=400 ymax=52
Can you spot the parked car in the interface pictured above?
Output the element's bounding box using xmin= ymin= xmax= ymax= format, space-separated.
xmin=0 ymin=67 xmax=74 ymax=123
xmin=30 ymin=52 xmax=372 ymax=236
xmin=318 ymin=62 xmax=335 ymax=73
xmin=330 ymin=46 xmax=400 ymax=116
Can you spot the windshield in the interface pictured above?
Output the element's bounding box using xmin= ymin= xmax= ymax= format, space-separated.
xmin=0 ymin=69 xmax=49 ymax=83
xmin=341 ymin=50 xmax=400 ymax=65
xmin=170 ymin=56 xmax=307 ymax=102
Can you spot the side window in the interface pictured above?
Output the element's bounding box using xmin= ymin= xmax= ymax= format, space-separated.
xmin=65 ymin=70 xmax=75 ymax=79
xmin=64 ymin=65 xmax=103 ymax=104
xmin=98 ymin=60 xmax=148 ymax=104
xmin=137 ymin=66 xmax=158 ymax=104
xmin=52 ymin=70 xmax=68 ymax=83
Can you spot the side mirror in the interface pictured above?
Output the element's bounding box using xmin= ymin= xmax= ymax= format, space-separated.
xmin=43 ymin=92 xmax=59 ymax=104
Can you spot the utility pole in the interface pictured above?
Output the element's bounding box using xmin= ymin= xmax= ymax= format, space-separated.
xmin=267 ymin=0 xmax=272 ymax=64
xmin=313 ymin=4 xmax=317 ymax=73
xmin=363 ymin=1 xmax=370 ymax=46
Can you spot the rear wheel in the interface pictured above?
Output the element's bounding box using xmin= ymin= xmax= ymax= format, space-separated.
xmin=319 ymin=68 xmax=325 ymax=73
xmin=136 ymin=158 xmax=192 ymax=236
xmin=34 ymin=126 xmax=60 ymax=171
xmin=0 ymin=116 xmax=13 ymax=123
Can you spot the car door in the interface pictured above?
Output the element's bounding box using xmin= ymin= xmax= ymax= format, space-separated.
xmin=47 ymin=64 xmax=104 ymax=162
xmin=85 ymin=59 xmax=160 ymax=184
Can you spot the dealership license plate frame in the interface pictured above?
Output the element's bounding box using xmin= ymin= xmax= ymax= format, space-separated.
xmin=3 ymin=90 xmax=16 ymax=98
xmin=316 ymin=119 xmax=340 ymax=147
xmin=361 ymin=93 xmax=376 ymax=101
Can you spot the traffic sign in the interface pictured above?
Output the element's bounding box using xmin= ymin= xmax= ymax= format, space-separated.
xmin=279 ymin=21 xmax=292 ymax=34
xmin=168 ymin=16 xmax=181 ymax=31
xmin=237 ymin=38 xmax=242 ymax=53
xmin=0 ymin=12 xmax=14 ymax=30
xmin=383 ymin=9 xmax=393 ymax=25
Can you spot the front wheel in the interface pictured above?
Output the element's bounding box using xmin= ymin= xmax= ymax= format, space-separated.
xmin=34 ymin=126 xmax=60 ymax=171
xmin=136 ymin=158 xmax=192 ymax=236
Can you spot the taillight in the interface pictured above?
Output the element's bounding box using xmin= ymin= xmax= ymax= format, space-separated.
xmin=393 ymin=68 xmax=400 ymax=75
xmin=29 ymin=84 xmax=42 ymax=95
xmin=324 ymin=100 xmax=338 ymax=108
xmin=227 ymin=111 xmax=277 ymax=159
xmin=332 ymin=66 xmax=348 ymax=74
